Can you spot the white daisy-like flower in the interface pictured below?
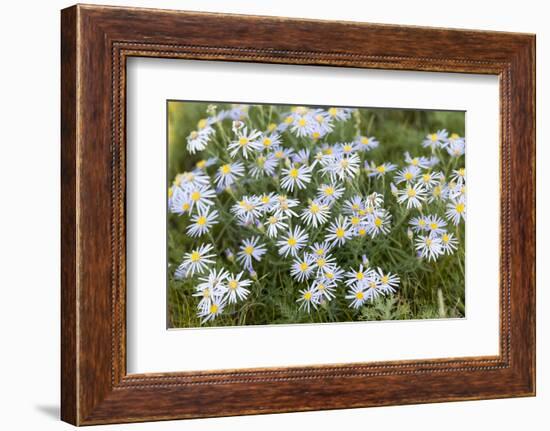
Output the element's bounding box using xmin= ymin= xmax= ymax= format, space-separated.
xmin=175 ymin=243 xmax=215 ymax=278
xmin=290 ymin=253 xmax=316 ymax=282
xmin=312 ymin=278 xmax=337 ymax=300
xmin=186 ymin=184 xmax=216 ymax=213
xmin=446 ymin=135 xmax=465 ymax=157
xmin=313 ymin=252 xmax=337 ymax=276
xmin=228 ymin=127 xmax=262 ymax=159
xmin=225 ymin=271 xmax=253 ymax=304
xmin=272 ymin=195 xmax=300 ymax=217
xmin=296 ymin=286 xmax=321 ymax=313
xmin=367 ymin=162 xmax=398 ymax=178
xmin=280 ymin=164 xmax=312 ymax=192
xmin=214 ymin=161 xmax=245 ymax=190
xmin=169 ymin=186 xmax=192 ymax=215
xmin=345 ymin=264 xmax=373 ymax=287
xmin=309 ymin=241 xmax=333 ymax=258
xmin=343 ymin=195 xmax=365 ymax=215
xmin=451 ymin=167 xmax=466 ymax=185
xmin=321 ymin=153 xmax=360 ymax=181
xmin=186 ymin=208 xmax=219 ymax=238
xmin=292 ymin=149 xmax=312 ymax=166
xmin=440 ymin=232 xmax=459 ymax=254
xmin=195 ymin=157 xmax=218 ymax=171
xmin=322 ymin=265 xmax=345 ymax=284
xmin=231 ymin=195 xmax=263 ymax=223
xmin=327 ymin=107 xmax=354 ymax=121
xmin=271 ymin=146 xmax=294 ymax=161
xmin=422 ymin=129 xmax=449 ymax=149
xmin=345 ymin=283 xmax=369 ymax=309
xmin=193 ymin=268 xmax=228 ymax=313
xmin=197 ymin=296 xmax=226 ymax=323
xmin=394 ymin=165 xmax=421 ymax=184
xmin=445 ymin=196 xmax=466 ymax=225
xmin=363 ymin=273 xmax=383 ymax=301
xmin=249 ymin=153 xmax=278 ymax=178
xmin=290 ymin=113 xmax=315 ymax=138
xmin=325 ymin=217 xmax=353 ymax=246
xmin=428 ymin=182 xmax=450 ymax=203
xmin=425 ymin=214 xmax=447 ymax=235
xmin=375 ymin=268 xmax=400 ymax=294
xmin=265 ymin=211 xmax=288 ymax=238
xmin=173 ymin=170 xmax=210 ymax=190
xmin=260 ymin=132 xmax=282 ymax=151
xmin=317 ymin=183 xmax=345 ymax=205
xmin=409 ymin=215 xmax=429 ymax=233
xmin=277 ymin=225 xmax=309 ymax=258
xmin=415 ymin=234 xmax=444 ymax=261
xmin=419 ymin=170 xmax=444 ymax=189
xmin=365 ymin=209 xmax=392 ymax=237
xmin=354 ymin=135 xmax=379 ymax=152
xmin=258 ymin=192 xmax=278 ymax=212
xmin=300 ymin=200 xmax=330 ymax=228
xmin=397 ymin=183 xmax=427 ymax=209
xmin=311 ymin=109 xmax=334 ymax=136
xmin=237 ymin=236 xmax=267 ymax=269
xmin=186 ymin=127 xmax=214 ymax=154
xmin=404 ymin=152 xmax=431 ymax=169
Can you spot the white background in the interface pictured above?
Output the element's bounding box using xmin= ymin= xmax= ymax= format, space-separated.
xmin=127 ymin=59 xmax=499 ymax=373
xmin=0 ymin=0 xmax=547 ymax=430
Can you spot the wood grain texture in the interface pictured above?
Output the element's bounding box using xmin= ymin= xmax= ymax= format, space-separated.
xmin=60 ymin=4 xmax=536 ymax=425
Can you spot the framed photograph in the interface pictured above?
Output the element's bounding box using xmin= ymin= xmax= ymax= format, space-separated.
xmin=61 ymin=4 xmax=536 ymax=425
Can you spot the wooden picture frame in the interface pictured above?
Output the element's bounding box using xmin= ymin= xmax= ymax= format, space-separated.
xmin=61 ymin=4 xmax=536 ymax=425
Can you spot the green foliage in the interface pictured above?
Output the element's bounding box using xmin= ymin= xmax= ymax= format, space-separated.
xmin=167 ymin=102 xmax=465 ymax=327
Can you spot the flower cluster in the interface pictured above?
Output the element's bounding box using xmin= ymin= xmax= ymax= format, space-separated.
xmin=169 ymin=103 xmax=465 ymax=325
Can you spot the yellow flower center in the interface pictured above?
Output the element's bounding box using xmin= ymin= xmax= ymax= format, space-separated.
xmin=261 ymin=195 xmax=270 ymax=204
xmin=325 ymin=272 xmax=334 ymax=280
xmin=430 ymin=222 xmax=438 ymax=230
xmin=352 ymin=203 xmax=360 ymax=210
xmin=168 ymin=188 xmax=173 ymax=198
xmin=369 ymin=281 xmax=377 ymax=289
xmin=190 ymin=251 xmax=201 ymax=262
xmin=267 ymin=123 xmax=277 ymax=132
xmin=404 ymin=172 xmax=413 ymax=181
xmin=275 ymin=150 xmax=284 ymax=158
xmin=358 ymin=228 xmax=367 ymax=236
xmin=456 ymin=203 xmax=465 ymax=213
xmin=374 ymin=217 xmax=383 ymax=227
xmin=411 ymin=158 xmax=419 ymax=166
xmin=355 ymin=291 xmax=364 ymax=300
xmin=324 ymin=147 xmax=333 ymax=155
xmin=451 ymin=133 xmax=460 ymax=139
xmin=190 ymin=131 xmax=199 ymax=139
xmin=182 ymin=202 xmax=190 ymax=211
xmin=343 ymin=144 xmax=353 ymax=152
xmin=299 ymin=262 xmax=309 ymax=271
xmin=197 ymin=118 xmax=208 ymax=130
xmin=381 ymin=275 xmax=389 ymax=284
xmin=284 ymin=115 xmax=293 ymax=124
xmin=263 ymin=138 xmax=272 ymax=147
xmin=376 ymin=165 xmax=386 ymax=173
xmin=257 ymin=156 xmax=266 ymax=167
xmin=442 ymin=234 xmax=450 ymax=244
xmin=361 ymin=137 xmax=369 ymax=145
xmin=422 ymin=174 xmax=431 ymax=182
xmin=196 ymin=216 xmax=207 ymax=226
xmin=433 ymin=186 xmax=441 ymax=196
xmin=210 ymin=304 xmax=218 ymax=314
xmin=190 ymin=191 xmax=201 ymax=201
xmin=419 ymin=219 xmax=426 ymax=227
xmin=297 ymin=118 xmax=307 ymax=127
xmin=220 ymin=164 xmax=232 ymax=175
xmin=458 ymin=168 xmax=465 ymax=177
xmin=316 ymin=249 xmax=324 ymax=256
xmin=324 ymin=186 xmax=334 ymax=196
xmin=289 ymin=168 xmax=299 ymax=178
xmin=244 ymin=245 xmax=254 ymax=255
xmin=328 ymin=107 xmax=338 ymax=117
xmin=317 ymin=258 xmax=326 ymax=267
xmin=287 ymin=237 xmax=297 ymax=247
xmin=351 ymin=216 xmax=360 ymax=226
xmin=312 ymin=131 xmax=321 ymax=140
xmin=268 ymin=216 xmax=278 ymax=225
xmin=340 ymin=159 xmax=350 ymax=169
xmin=425 ymin=238 xmax=432 ymax=246
xmin=196 ymin=160 xmax=207 ymax=169
xmin=356 ymin=272 xmax=364 ymax=280
xmin=304 ymin=291 xmax=312 ymax=300
xmin=317 ymin=283 xmax=325 ymax=290
xmin=430 ymin=133 xmax=438 ymax=141
xmin=203 ymin=288 xmax=210 ymax=298
xmin=239 ymin=136 xmax=249 ymax=146
xmin=336 ymin=227 xmax=345 ymax=238
xmin=310 ymin=203 xmax=320 ymax=214
xmin=228 ymin=280 xmax=238 ymax=290
xmin=407 ymin=188 xmax=417 ymax=198
xmin=315 ymin=114 xmax=324 ymax=124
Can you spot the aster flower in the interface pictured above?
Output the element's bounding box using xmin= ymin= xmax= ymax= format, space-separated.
xmin=317 ymin=183 xmax=345 ymax=205
xmin=186 ymin=208 xmax=219 ymax=237
xmin=440 ymin=232 xmax=459 ymax=254
xmin=345 ymin=283 xmax=369 ymax=309
xmin=365 ymin=209 xmax=392 ymax=237
xmin=290 ymin=253 xmax=316 ymax=282
xmin=265 ymin=212 xmax=288 ymax=238
xmin=404 ymin=152 xmax=431 ymax=169
xmin=186 ymin=184 xmax=216 ymax=213
xmin=375 ymin=268 xmax=400 ymax=294
xmin=325 ymin=217 xmax=353 ymax=246
xmin=237 ymin=236 xmax=267 ymax=269
xmin=231 ymin=195 xmax=263 ymax=223
xmin=418 ymin=171 xmax=444 ymax=189
xmin=296 ymin=286 xmax=321 ymax=313
xmin=409 ymin=215 xmax=429 ymax=233
xmin=175 ymin=243 xmax=215 ymax=278
xmin=415 ymin=234 xmax=444 ymax=261
xmin=425 ymin=214 xmax=447 ymax=235
xmin=228 ymin=127 xmax=262 ymax=159
xmin=225 ymin=271 xmax=253 ymax=304
xmin=312 ymin=278 xmax=338 ymax=300
xmin=280 ymin=164 xmax=312 ymax=192
xmin=367 ymin=162 xmax=398 ymax=178
xmin=345 ymin=264 xmax=374 ymax=287
xmin=214 ymin=161 xmax=245 ymax=190
xmin=394 ymin=165 xmax=421 ymax=184
xmin=260 ymin=132 xmax=282 ymax=151
xmin=321 ymin=153 xmax=360 ymax=181
xmin=309 ymin=241 xmax=333 ymax=258
xmin=445 ymin=196 xmax=466 ymax=225
xmin=397 ymin=183 xmax=427 ymax=209
xmin=300 ymin=200 xmax=330 ymax=228
xmin=197 ymin=296 xmax=226 ymax=323
xmin=422 ymin=129 xmax=449 ymax=150
xmin=277 ymin=225 xmax=309 ymax=258
xmin=272 ymin=195 xmax=300 ymax=217
xmin=354 ymin=135 xmax=379 ymax=152
xmin=249 ymin=153 xmax=277 ymax=178
xmin=186 ymin=127 xmax=214 ymax=154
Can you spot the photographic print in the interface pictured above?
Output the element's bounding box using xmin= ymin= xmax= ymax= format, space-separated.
xmin=167 ymin=101 xmax=466 ymax=328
